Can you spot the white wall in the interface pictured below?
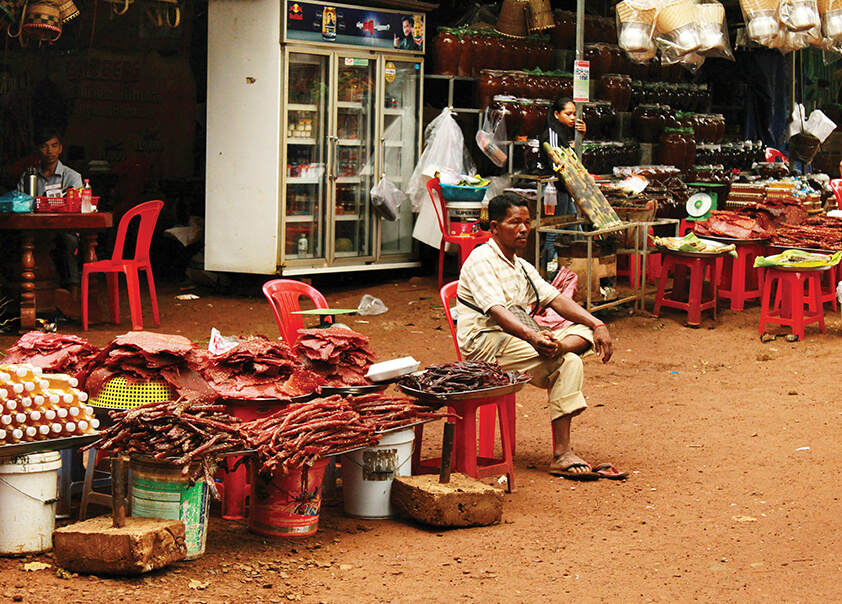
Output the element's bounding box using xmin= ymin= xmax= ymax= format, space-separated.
xmin=205 ymin=0 xmax=281 ymax=274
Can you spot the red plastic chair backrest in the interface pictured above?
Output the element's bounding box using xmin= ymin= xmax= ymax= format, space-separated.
xmin=766 ymin=148 xmax=788 ymax=163
xmin=831 ymin=179 xmax=842 ymax=210
xmin=109 ymin=200 xmax=164 ymax=265
xmin=426 ymin=178 xmax=450 ymax=236
xmin=262 ymin=279 xmax=331 ymax=345
xmin=440 ymin=280 xmax=462 ymax=360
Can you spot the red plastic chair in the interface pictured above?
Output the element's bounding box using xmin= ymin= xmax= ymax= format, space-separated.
xmin=439 ymin=280 xmax=463 ymax=361
xmin=82 ymin=200 xmax=163 ymax=331
xmin=427 ymin=178 xmax=492 ymax=288
xmin=766 ymin=148 xmax=789 ymax=163
xmin=262 ymin=278 xmax=331 ymax=345
xmin=830 ymin=179 xmax=842 ymax=211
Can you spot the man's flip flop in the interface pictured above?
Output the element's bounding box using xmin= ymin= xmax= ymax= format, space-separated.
xmin=592 ymin=463 xmax=629 ymax=480
xmin=549 ymin=461 xmax=600 ymax=481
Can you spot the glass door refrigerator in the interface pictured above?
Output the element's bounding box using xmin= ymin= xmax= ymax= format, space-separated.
xmin=280 ymin=2 xmax=424 ymax=274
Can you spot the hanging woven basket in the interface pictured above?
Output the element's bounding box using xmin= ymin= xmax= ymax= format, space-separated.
xmin=21 ymin=0 xmax=62 ymax=42
xmin=55 ymin=0 xmax=77 ymax=22
xmin=496 ymin=0 xmax=529 ymax=38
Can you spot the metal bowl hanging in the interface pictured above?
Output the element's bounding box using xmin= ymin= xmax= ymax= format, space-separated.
xmin=20 ymin=0 xmax=62 ymax=42
xmin=144 ymin=0 xmax=179 ymax=28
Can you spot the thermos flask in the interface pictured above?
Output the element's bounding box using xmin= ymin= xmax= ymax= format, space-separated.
xmin=25 ymin=168 xmax=37 ymax=197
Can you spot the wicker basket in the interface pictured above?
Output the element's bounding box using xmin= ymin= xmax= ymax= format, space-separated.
xmin=526 ymin=0 xmax=554 ymax=32
xmin=496 ymin=0 xmax=529 ymax=38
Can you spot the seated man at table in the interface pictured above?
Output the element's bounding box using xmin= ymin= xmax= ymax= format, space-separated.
xmin=456 ymin=192 xmax=619 ymax=480
xmin=16 ymin=127 xmax=86 ymax=315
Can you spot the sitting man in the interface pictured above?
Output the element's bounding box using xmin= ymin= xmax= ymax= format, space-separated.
xmin=456 ymin=192 xmax=617 ymax=480
xmin=16 ymin=127 xmax=89 ymax=317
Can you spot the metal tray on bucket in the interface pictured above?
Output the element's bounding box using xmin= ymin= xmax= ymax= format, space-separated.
xmin=318 ymin=383 xmax=390 ymax=396
xmin=0 ymin=434 xmax=99 ymax=459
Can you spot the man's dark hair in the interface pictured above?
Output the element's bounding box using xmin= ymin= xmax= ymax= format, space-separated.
xmin=401 ymin=15 xmax=413 ymax=25
xmin=33 ymin=127 xmax=63 ymax=147
xmin=488 ymin=192 xmax=528 ymax=223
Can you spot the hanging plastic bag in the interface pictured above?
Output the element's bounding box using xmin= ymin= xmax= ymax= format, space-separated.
xmin=370 ymin=176 xmax=406 ymax=221
xmin=475 ymin=106 xmax=509 ymax=167
xmin=695 ymin=0 xmax=735 ymax=60
xmin=653 ymin=0 xmax=702 ymax=63
xmin=407 ymin=108 xmax=476 ymax=213
xmin=543 ymin=181 xmax=558 ymax=215
xmin=739 ymin=0 xmax=781 ymax=47
xmin=779 ymin=0 xmax=820 ymax=33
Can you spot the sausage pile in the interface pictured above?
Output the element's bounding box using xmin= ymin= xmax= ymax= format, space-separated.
xmin=349 ymin=393 xmax=454 ymax=432
xmin=398 ymin=360 xmax=531 ymax=394
xmin=82 ymin=399 xmax=248 ymax=500
xmin=240 ymin=395 xmax=379 ymax=476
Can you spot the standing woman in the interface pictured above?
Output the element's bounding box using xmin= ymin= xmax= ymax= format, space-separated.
xmin=537 ymin=97 xmax=587 ymax=248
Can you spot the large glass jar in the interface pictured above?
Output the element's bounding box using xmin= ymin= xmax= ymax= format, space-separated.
xmin=478 ymin=70 xmax=502 ymax=109
xmin=680 ymin=127 xmax=696 ymax=172
xmin=485 ymin=32 xmax=503 ymax=71
xmin=538 ymin=37 xmax=554 ymax=71
xmin=597 ymin=101 xmax=617 ymax=140
xmin=585 ymin=44 xmax=611 ymax=80
xmin=498 ymin=36 xmax=516 ymax=71
xmin=518 ymin=99 xmax=543 ymax=140
xmin=525 ymin=73 xmax=543 ymax=101
xmin=581 ymin=103 xmax=600 ymax=139
xmin=599 ymin=74 xmax=625 ymax=111
xmin=632 ymin=104 xmax=662 ymax=143
xmin=497 ymin=71 xmax=516 ymax=98
xmin=712 ymin=114 xmax=726 ymax=143
xmin=496 ymin=96 xmax=522 ymax=141
xmin=457 ymin=30 xmax=476 ymax=77
xmin=559 ymin=74 xmax=574 ymax=98
xmin=535 ymin=98 xmax=551 ymax=129
xmin=658 ymin=127 xmax=686 ymax=170
xmin=553 ymin=10 xmax=576 ymax=50
xmin=432 ymin=28 xmax=460 ymax=76
xmin=471 ymin=33 xmax=491 ymax=76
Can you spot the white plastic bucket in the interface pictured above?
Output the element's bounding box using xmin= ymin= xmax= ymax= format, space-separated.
xmin=0 ymin=451 xmax=62 ymax=555
xmin=446 ymin=201 xmax=483 ymax=222
xmin=341 ymin=428 xmax=414 ymax=519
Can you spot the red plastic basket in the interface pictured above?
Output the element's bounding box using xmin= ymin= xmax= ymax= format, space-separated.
xmin=34 ymin=196 xmax=98 ymax=213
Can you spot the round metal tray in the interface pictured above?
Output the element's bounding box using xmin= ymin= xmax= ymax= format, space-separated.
xmin=222 ymin=393 xmax=315 ymax=406
xmin=766 ymin=263 xmax=834 ymax=273
xmin=397 ymin=381 xmax=527 ymax=403
xmin=318 ymin=383 xmax=390 ymax=396
xmin=700 ymin=234 xmax=770 ymax=245
xmin=655 ymin=245 xmax=733 ymax=258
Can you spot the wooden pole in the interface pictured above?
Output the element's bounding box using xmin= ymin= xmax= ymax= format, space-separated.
xmin=439 ymin=422 xmax=455 ymax=484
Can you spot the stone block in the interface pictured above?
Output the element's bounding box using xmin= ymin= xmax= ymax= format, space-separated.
xmin=53 ymin=516 xmax=186 ymax=575
xmin=390 ymin=473 xmax=504 ymax=527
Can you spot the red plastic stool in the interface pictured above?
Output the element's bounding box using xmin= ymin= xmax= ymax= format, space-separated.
xmin=220 ymin=398 xmax=291 ymax=520
xmin=412 ymin=393 xmax=515 ymax=492
xmin=617 ymin=253 xmax=643 ymax=287
xmin=819 ymin=264 xmax=839 ymax=311
xmin=653 ymin=252 xmax=721 ymax=326
xmin=759 ymin=267 xmax=826 ymax=341
xmin=717 ymin=241 xmax=768 ymax=311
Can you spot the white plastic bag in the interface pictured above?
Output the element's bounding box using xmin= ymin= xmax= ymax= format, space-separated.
xmin=357 ymin=294 xmax=388 ymax=316
xmin=370 ymin=176 xmax=406 ymax=221
xmin=407 ymin=108 xmax=476 ymax=212
xmin=475 ymin=107 xmax=509 ymax=167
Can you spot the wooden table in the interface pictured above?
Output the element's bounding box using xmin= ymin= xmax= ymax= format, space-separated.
xmin=0 ymin=212 xmax=113 ymax=332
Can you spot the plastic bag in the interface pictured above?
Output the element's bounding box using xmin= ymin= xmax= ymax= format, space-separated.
xmin=543 ymin=181 xmax=558 ymax=215
xmin=407 ymin=108 xmax=476 ymax=213
xmin=357 ymin=294 xmax=388 ymax=316
xmin=696 ymin=0 xmax=735 ymax=60
xmin=370 ymin=176 xmax=406 ymax=221
xmin=0 ymin=190 xmax=34 ymax=213
xmin=653 ymin=0 xmax=702 ymax=63
xmin=476 ymin=106 xmax=509 ymax=167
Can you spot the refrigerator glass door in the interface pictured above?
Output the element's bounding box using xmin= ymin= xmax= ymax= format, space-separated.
xmin=333 ymin=55 xmax=376 ymax=260
xmin=380 ymin=59 xmax=422 ymax=256
xmin=284 ymin=52 xmax=329 ymax=262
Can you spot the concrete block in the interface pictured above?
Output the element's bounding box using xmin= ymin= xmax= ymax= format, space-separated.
xmin=53 ymin=516 xmax=186 ymax=575
xmin=390 ymin=473 xmax=504 ymax=527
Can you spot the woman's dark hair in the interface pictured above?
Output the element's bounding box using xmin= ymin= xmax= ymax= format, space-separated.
xmin=488 ymin=192 xmax=528 ymax=223
xmin=552 ymin=96 xmax=575 ymax=113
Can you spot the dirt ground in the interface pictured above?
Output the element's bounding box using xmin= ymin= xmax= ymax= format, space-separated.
xmin=1 ymin=267 xmax=841 ymax=604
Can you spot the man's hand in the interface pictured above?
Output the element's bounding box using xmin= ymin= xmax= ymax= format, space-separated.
xmin=592 ymin=324 xmax=613 ymax=363
xmin=525 ymin=330 xmax=561 ymax=358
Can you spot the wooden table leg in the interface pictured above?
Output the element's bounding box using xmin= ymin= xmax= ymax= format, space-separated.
xmin=19 ymin=230 xmax=36 ymax=332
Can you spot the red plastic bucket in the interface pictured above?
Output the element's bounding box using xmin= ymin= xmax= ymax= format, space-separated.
xmin=249 ymin=458 xmax=330 ymax=538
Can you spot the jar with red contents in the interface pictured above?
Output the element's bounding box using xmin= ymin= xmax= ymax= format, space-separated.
xmin=658 ymin=127 xmax=686 ymax=170
xmin=712 ymin=114 xmax=726 ymax=143
xmin=559 ymin=74 xmax=574 ymax=98
xmin=525 ymin=73 xmax=543 ymax=101
xmin=553 ymin=10 xmax=575 ymax=50
xmin=680 ymin=127 xmax=696 ymax=172
xmin=432 ymin=28 xmax=460 ymax=76
xmin=485 ymin=32 xmax=503 ymax=71
xmin=518 ymin=99 xmax=543 ymax=140
xmin=457 ymin=30 xmax=476 ymax=77
xmin=471 ymin=32 xmax=492 ymax=76
xmin=512 ymin=71 xmax=530 ymax=98
xmin=478 ymin=70 xmax=502 ymax=109
xmin=490 ymin=95 xmax=522 ymax=141
xmin=538 ymin=37 xmax=554 ymax=71
xmin=599 ymin=74 xmax=628 ymax=112
xmin=497 ymin=71 xmax=516 ymax=97
xmin=632 ymin=104 xmax=661 ymax=143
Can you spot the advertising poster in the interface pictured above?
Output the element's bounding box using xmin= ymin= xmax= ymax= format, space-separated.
xmin=286 ymin=1 xmax=425 ymax=52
